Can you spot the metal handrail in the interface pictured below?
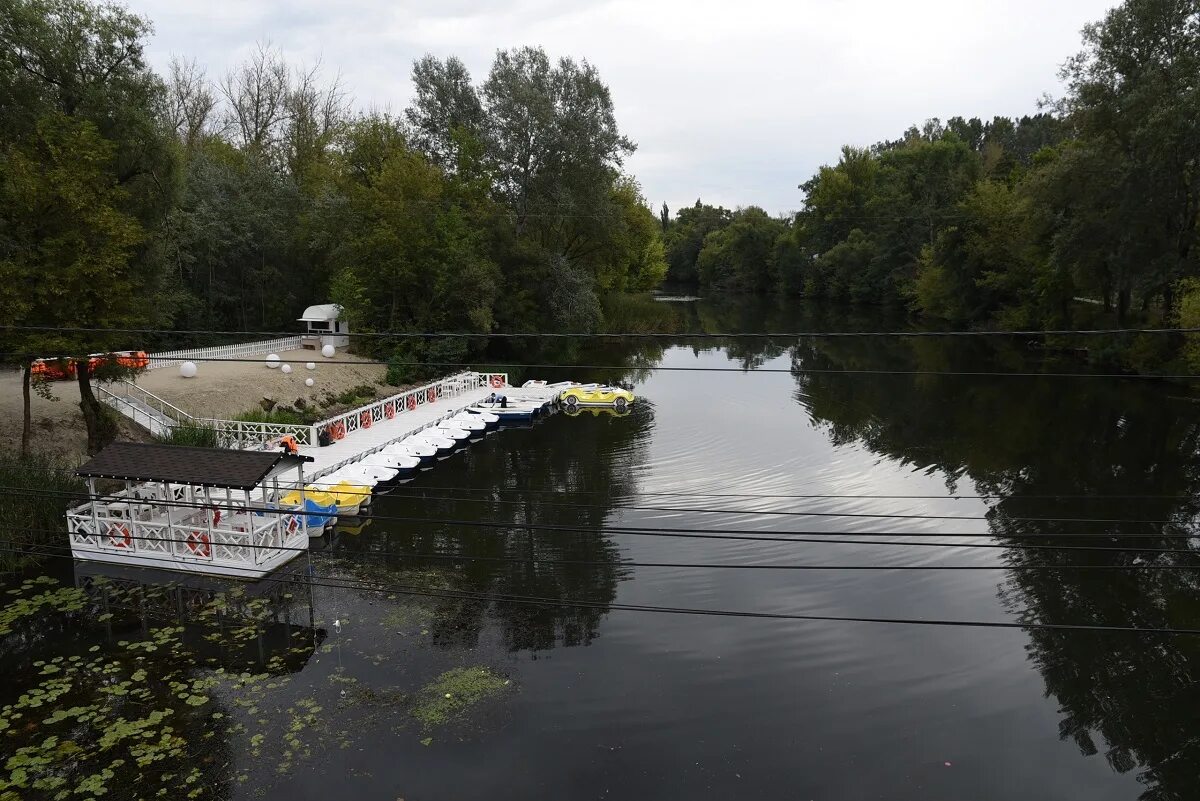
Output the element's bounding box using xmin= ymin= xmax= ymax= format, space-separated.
xmin=103 ymin=379 xmax=196 ymax=423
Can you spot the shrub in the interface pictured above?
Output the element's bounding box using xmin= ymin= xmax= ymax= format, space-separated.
xmin=234 ymin=408 xmax=313 ymax=425
xmin=0 ymin=455 xmax=85 ymax=570
xmin=154 ymin=422 xmax=218 ymax=448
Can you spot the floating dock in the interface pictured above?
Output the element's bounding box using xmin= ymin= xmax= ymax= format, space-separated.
xmin=300 ymin=372 xmax=508 ymax=479
xmin=63 ymin=372 xmax=575 ymax=578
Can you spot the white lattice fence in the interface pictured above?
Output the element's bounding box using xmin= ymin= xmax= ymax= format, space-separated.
xmin=204 ymin=418 xmax=317 ymax=449
xmin=312 ymin=372 xmax=506 ymax=443
xmin=147 ymin=337 xmax=303 ymax=370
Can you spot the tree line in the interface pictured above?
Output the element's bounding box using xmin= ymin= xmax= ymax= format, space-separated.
xmin=663 ymin=0 xmax=1199 ymax=371
xmin=0 ymin=0 xmax=667 ymax=453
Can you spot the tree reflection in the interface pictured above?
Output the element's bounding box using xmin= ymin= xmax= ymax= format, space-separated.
xmin=335 ymin=402 xmax=653 ymax=652
xmin=789 ymin=332 xmax=1200 ymax=799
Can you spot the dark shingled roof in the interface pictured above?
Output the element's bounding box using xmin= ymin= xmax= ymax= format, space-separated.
xmin=76 ymin=442 xmax=312 ymax=491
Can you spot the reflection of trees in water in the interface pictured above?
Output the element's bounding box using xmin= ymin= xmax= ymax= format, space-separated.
xmin=789 ymin=332 xmax=1200 ymax=800
xmin=340 ymin=404 xmax=653 ymax=653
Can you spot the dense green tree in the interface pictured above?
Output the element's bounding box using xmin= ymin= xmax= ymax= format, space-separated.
xmin=597 ymin=178 xmax=668 ymax=291
xmin=162 ymin=142 xmax=304 ymax=331
xmin=912 ymin=179 xmax=1054 ymax=324
xmin=662 ymin=200 xmax=731 ymax=284
xmin=405 ymin=55 xmax=485 ymax=172
xmin=696 ymin=207 xmax=786 ymax=293
xmin=1057 ymin=0 xmax=1200 ymax=319
xmin=325 ymin=116 xmax=499 ymax=341
xmin=0 ymin=0 xmax=176 ymax=453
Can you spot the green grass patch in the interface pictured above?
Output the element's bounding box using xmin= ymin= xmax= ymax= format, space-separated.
xmin=410 ymin=667 xmax=510 ymax=728
xmin=154 ymin=421 xmax=218 ymax=447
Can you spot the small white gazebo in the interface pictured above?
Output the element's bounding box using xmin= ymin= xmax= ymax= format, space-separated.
xmin=299 ymin=304 xmax=349 ymax=349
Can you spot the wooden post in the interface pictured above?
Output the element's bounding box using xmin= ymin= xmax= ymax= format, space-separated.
xmin=297 ymin=462 xmax=307 ymax=540
xmin=203 ymin=486 xmax=215 ymax=562
xmin=87 ymin=477 xmax=101 ymax=547
xmin=162 ymin=481 xmax=173 ymax=554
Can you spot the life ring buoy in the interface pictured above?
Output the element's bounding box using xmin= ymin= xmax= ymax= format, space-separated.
xmin=427 ymin=388 xmax=437 ymax=403
xmin=407 ymin=395 xmax=417 ymax=411
xmin=360 ymin=410 xmax=372 ymax=429
xmin=384 ymin=404 xmax=395 ymax=419
xmin=331 ymin=421 xmax=346 ymax=440
xmin=109 ymin=523 xmax=132 ymax=548
xmin=489 ymin=375 xmax=504 ymax=388
xmin=187 ymin=531 xmax=212 ymax=558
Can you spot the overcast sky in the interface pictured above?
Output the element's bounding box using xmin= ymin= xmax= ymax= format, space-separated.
xmin=128 ymin=0 xmax=1116 ymax=215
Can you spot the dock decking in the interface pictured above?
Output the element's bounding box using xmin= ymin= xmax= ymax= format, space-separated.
xmin=299 ymin=372 xmax=508 ymax=479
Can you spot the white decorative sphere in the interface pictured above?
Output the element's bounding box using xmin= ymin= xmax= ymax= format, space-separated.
xmin=305 ymin=378 xmax=315 ymax=387
xmin=266 ymin=354 xmax=280 ymax=368
xmin=321 ymin=344 xmax=336 ymax=358
xmin=306 ymin=362 xmax=316 ymax=370
xmin=179 ymin=361 xmax=197 ymax=378
xmin=281 ymin=364 xmax=292 ymax=374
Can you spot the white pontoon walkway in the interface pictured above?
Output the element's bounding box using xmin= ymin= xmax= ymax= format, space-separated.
xmin=299 ymin=371 xmax=508 ymax=478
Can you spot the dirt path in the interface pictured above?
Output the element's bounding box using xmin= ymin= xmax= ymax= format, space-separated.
xmin=0 ymin=349 xmax=387 ymax=463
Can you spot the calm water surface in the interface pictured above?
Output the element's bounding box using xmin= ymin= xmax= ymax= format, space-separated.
xmin=5 ymin=298 xmax=1200 ymax=800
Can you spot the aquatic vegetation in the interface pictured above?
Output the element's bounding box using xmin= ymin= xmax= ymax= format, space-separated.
xmin=410 ymin=667 xmax=511 ymax=729
xmin=0 ymin=578 xmax=84 ymax=635
xmin=0 ymin=572 xmax=520 ymax=798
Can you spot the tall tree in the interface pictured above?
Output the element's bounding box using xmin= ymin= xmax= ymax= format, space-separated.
xmin=1057 ymin=0 xmax=1200 ymax=317
xmin=481 ymin=46 xmax=634 ymax=241
xmin=663 ymin=200 xmax=732 ymax=284
xmin=166 ymin=56 xmax=218 ymax=151
xmin=405 ymin=55 xmax=484 ymax=171
xmin=0 ymin=0 xmax=177 ymax=453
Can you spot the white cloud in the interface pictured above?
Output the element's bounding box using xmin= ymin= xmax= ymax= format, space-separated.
xmin=129 ymin=0 xmax=1116 ymax=214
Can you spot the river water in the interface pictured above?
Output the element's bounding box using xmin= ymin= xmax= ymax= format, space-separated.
xmin=4 ymin=297 xmax=1200 ymax=800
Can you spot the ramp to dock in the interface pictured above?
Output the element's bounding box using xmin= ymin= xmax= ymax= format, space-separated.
xmin=96 ymin=383 xmax=183 ymax=438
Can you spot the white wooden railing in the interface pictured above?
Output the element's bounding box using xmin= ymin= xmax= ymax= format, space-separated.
xmin=313 ymin=372 xmax=505 ymax=440
xmin=203 ymin=418 xmax=318 ymax=449
xmin=147 ymin=336 xmax=303 ymax=370
xmin=99 ymin=379 xmax=196 ymax=422
xmin=311 ymin=371 xmax=507 ymax=475
xmin=66 ymin=501 xmax=308 ymax=573
xmin=96 ymin=379 xmax=315 ymax=448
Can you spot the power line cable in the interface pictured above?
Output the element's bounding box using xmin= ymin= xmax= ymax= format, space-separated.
xmin=5 ymin=485 xmax=1200 ymax=541
xmin=380 ymin=483 xmax=1200 ymax=502
xmin=4 ymin=541 xmax=1197 ymax=636
xmin=17 ymin=463 xmax=1200 ymax=503
xmin=7 ymin=351 xmax=1194 ymax=379
xmin=6 ymin=481 xmax=1191 ymax=526
xmin=9 ymin=523 xmax=1199 ymax=570
xmin=8 ymin=324 xmax=1200 ymax=339
xmin=357 ymin=489 xmax=1197 ymax=525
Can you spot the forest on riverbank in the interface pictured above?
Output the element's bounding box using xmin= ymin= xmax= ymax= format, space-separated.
xmin=663 ymin=0 xmax=1200 ymax=372
xmin=3 ymin=0 xmax=1198 ymax=459
xmin=0 ymin=0 xmax=668 ymax=451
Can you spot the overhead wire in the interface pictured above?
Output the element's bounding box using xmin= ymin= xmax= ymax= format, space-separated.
xmin=16 ymin=463 xmax=1200 ymax=505
xmin=7 ymin=523 xmax=1200 ymax=569
xmin=3 ymin=541 xmax=1199 ymax=636
xmin=4 ymin=483 xmax=1200 ymax=533
xmin=6 ymin=350 xmax=1196 ymax=379
xmin=379 ymin=483 xmax=1200 ymax=502
xmin=8 ymin=323 xmax=1200 ymax=339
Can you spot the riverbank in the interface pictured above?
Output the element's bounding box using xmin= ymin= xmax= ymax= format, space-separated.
xmin=0 ymin=349 xmax=388 ymax=463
